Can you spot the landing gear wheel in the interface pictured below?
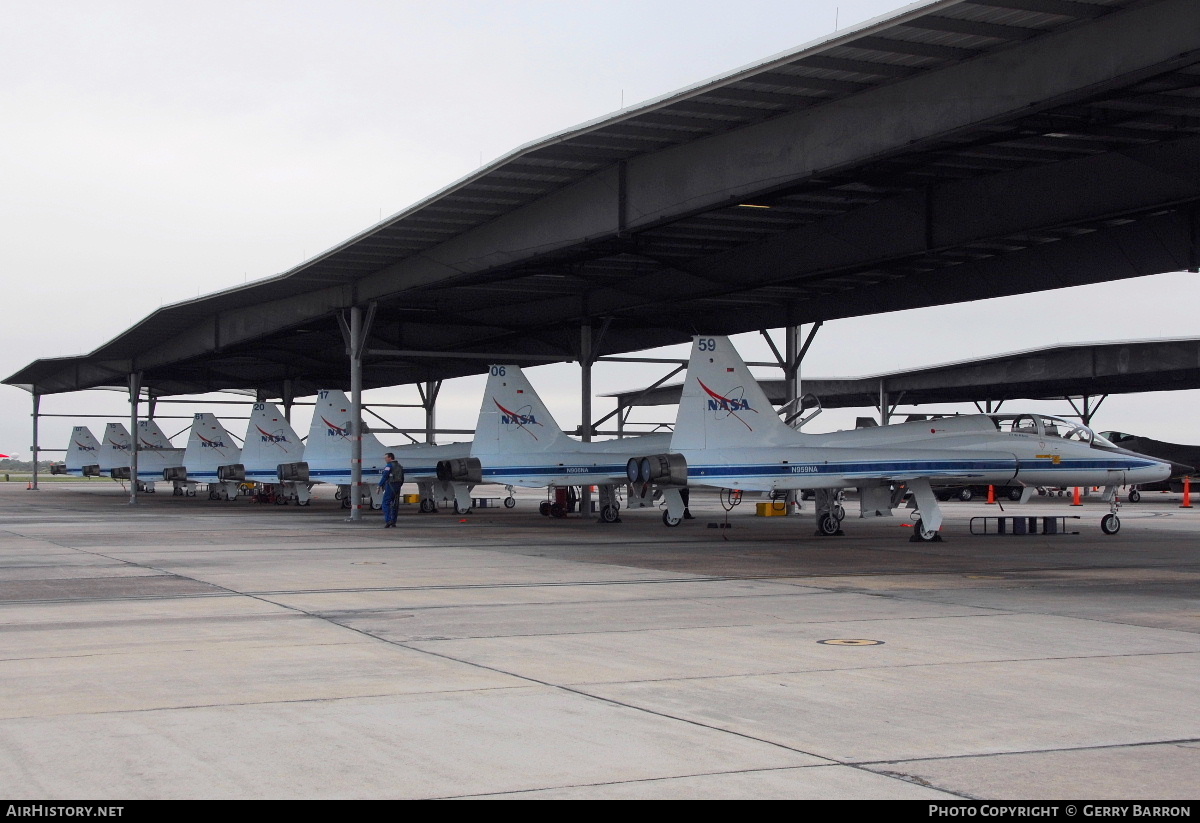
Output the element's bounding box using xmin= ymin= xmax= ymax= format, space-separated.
xmin=298 ymin=499 xmax=310 ymax=507
xmin=957 ymin=487 xmax=973 ymax=502
xmin=599 ymin=505 xmax=620 ymax=523
xmin=1008 ymin=487 xmax=1023 ymax=501
xmin=1101 ymin=513 xmax=1121 ymax=535
xmin=550 ymin=502 xmax=567 ymax=518
xmin=454 ymin=500 xmax=472 ymax=515
xmin=208 ymin=489 xmax=218 ymax=501
xmin=419 ymin=498 xmax=436 ymax=513
xmin=334 ymin=489 xmax=343 ymax=500
xmin=539 ymin=501 xmax=551 ymax=517
xmin=340 ymin=497 xmax=350 ymax=509
xmin=173 ymin=487 xmax=182 ymax=497
xmin=662 ymin=510 xmax=682 ymax=527
xmin=503 ymin=496 xmax=516 ymax=509
xmin=186 ymin=488 xmax=196 ymax=497
xmin=834 ymin=505 xmax=846 ymax=522
xmin=817 ymin=513 xmax=840 ymax=536
xmin=913 ymin=519 xmax=941 ymax=542
xmin=1128 ymin=489 xmax=1141 ymax=503
xmin=371 ymin=500 xmax=382 ymax=510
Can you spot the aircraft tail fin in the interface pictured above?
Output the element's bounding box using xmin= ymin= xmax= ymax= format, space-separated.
xmin=241 ymin=403 xmax=304 ymax=468
xmin=98 ymin=423 xmax=131 ymax=471
xmin=65 ymin=426 xmax=102 ymax=473
xmin=303 ymin=389 xmax=388 ymax=475
xmin=182 ymin=413 xmax=242 ymax=471
xmin=136 ymin=420 xmax=175 ymax=450
xmin=671 ymin=335 xmax=801 ymax=451
xmin=472 ymin=365 xmax=575 ymax=456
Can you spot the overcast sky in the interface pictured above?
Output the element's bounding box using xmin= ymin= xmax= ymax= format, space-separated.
xmin=3 ymin=0 xmax=1198 ymax=459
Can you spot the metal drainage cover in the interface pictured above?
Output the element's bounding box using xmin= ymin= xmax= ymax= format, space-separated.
xmin=818 ymin=639 xmax=884 ymax=646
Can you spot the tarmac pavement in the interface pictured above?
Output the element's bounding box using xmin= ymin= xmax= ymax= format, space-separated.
xmin=0 ymin=481 xmax=1195 ymax=799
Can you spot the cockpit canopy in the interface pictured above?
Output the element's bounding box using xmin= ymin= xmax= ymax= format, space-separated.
xmin=987 ymin=413 xmax=1113 ymax=447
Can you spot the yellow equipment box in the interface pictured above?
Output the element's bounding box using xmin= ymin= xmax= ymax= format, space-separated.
xmin=755 ymin=502 xmax=790 ymax=517
xmin=402 ymin=494 xmax=421 ymax=504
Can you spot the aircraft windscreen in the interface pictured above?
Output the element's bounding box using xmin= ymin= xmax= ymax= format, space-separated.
xmin=990 ymin=414 xmax=1100 ymax=445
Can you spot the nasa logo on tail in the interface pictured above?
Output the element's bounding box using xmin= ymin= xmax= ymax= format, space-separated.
xmin=493 ymin=399 xmax=541 ymax=440
xmin=322 ymin=417 xmax=350 ymax=438
xmin=73 ymin=440 xmax=97 ymax=452
xmin=257 ymin=425 xmax=290 ymax=445
xmin=697 ymin=380 xmax=758 ymax=430
xmin=198 ymin=433 xmax=229 ymax=450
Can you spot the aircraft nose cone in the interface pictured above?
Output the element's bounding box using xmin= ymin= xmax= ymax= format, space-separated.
xmin=1170 ymin=460 xmax=1196 ymax=478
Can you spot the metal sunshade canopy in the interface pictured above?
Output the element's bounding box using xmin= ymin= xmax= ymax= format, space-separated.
xmin=606 ymin=338 xmax=1200 ymax=414
xmin=7 ymin=0 xmax=1200 ymax=399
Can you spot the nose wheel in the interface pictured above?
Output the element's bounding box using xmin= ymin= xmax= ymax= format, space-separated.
xmin=1101 ymin=495 xmax=1122 ymax=535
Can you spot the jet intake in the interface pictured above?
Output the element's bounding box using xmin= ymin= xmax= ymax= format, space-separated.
xmin=436 ymin=457 xmax=482 ymax=484
xmin=217 ymin=464 xmax=246 ymax=483
xmin=110 ymin=467 xmax=131 ymax=480
xmin=626 ymin=453 xmax=688 ymax=487
xmin=163 ymin=466 xmax=188 ymax=482
xmin=277 ymin=462 xmax=309 ymax=483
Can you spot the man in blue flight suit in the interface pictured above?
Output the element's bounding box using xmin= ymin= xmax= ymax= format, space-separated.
xmin=379 ymin=452 xmax=404 ymax=528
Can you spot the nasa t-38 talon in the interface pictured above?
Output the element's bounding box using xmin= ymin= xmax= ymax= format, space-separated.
xmin=125 ymin=420 xmax=186 ymax=493
xmin=302 ymin=389 xmax=473 ymax=513
xmin=632 ymin=335 xmax=1171 ymax=539
xmin=222 ymin=402 xmax=312 ymax=505
xmin=171 ymin=413 xmax=243 ymax=500
xmin=442 ymin=364 xmax=671 ymax=522
xmin=52 ymin=426 xmax=103 ymax=477
xmin=98 ymin=423 xmax=132 ymax=480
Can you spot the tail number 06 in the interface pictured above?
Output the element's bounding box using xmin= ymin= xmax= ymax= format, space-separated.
xmin=698 ymin=338 xmax=717 ymax=351
xmin=490 ymin=366 xmax=506 ymax=376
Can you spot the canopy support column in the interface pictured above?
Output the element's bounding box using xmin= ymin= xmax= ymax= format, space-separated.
xmin=282 ymin=379 xmax=294 ymax=423
xmin=339 ymin=303 xmax=377 ymax=522
xmin=29 ymin=394 xmax=40 ymax=491
xmin=128 ymin=372 xmax=141 ymax=505
xmin=580 ymin=321 xmax=593 ymax=520
xmin=418 ymin=380 xmax=442 ymax=444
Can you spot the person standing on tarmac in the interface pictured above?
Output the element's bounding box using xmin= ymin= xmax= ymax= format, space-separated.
xmin=379 ymin=452 xmax=404 ymax=528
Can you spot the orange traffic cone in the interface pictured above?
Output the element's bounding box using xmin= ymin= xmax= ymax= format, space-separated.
xmin=1071 ymin=487 xmax=1082 ymax=506
xmin=1182 ymin=476 xmax=1193 ymax=509
xmin=987 ymin=485 xmax=996 ymax=505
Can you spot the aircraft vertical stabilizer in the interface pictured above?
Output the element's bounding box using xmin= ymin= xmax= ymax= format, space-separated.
xmin=98 ymin=423 xmax=131 ymax=472
xmin=241 ymin=403 xmax=304 ymax=479
xmin=181 ymin=413 xmax=241 ymax=479
xmin=303 ymin=390 xmax=388 ymax=480
xmin=472 ymin=365 xmax=576 ymax=456
xmin=671 ymin=335 xmax=800 ymax=451
xmin=137 ymin=420 xmax=176 ymax=450
xmin=65 ymin=426 xmax=102 ymax=475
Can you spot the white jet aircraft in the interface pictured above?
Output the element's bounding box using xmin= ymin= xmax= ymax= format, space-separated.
xmin=51 ymin=426 xmax=104 ymax=477
xmin=98 ymin=422 xmax=132 ymax=479
xmin=126 ymin=419 xmax=186 ymax=493
xmin=625 ymin=335 xmax=1171 ymax=539
xmin=436 ymin=364 xmax=671 ymax=522
xmin=217 ymin=402 xmax=312 ymax=505
xmin=165 ymin=413 xmax=242 ymax=499
xmin=299 ymin=389 xmax=474 ymax=513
